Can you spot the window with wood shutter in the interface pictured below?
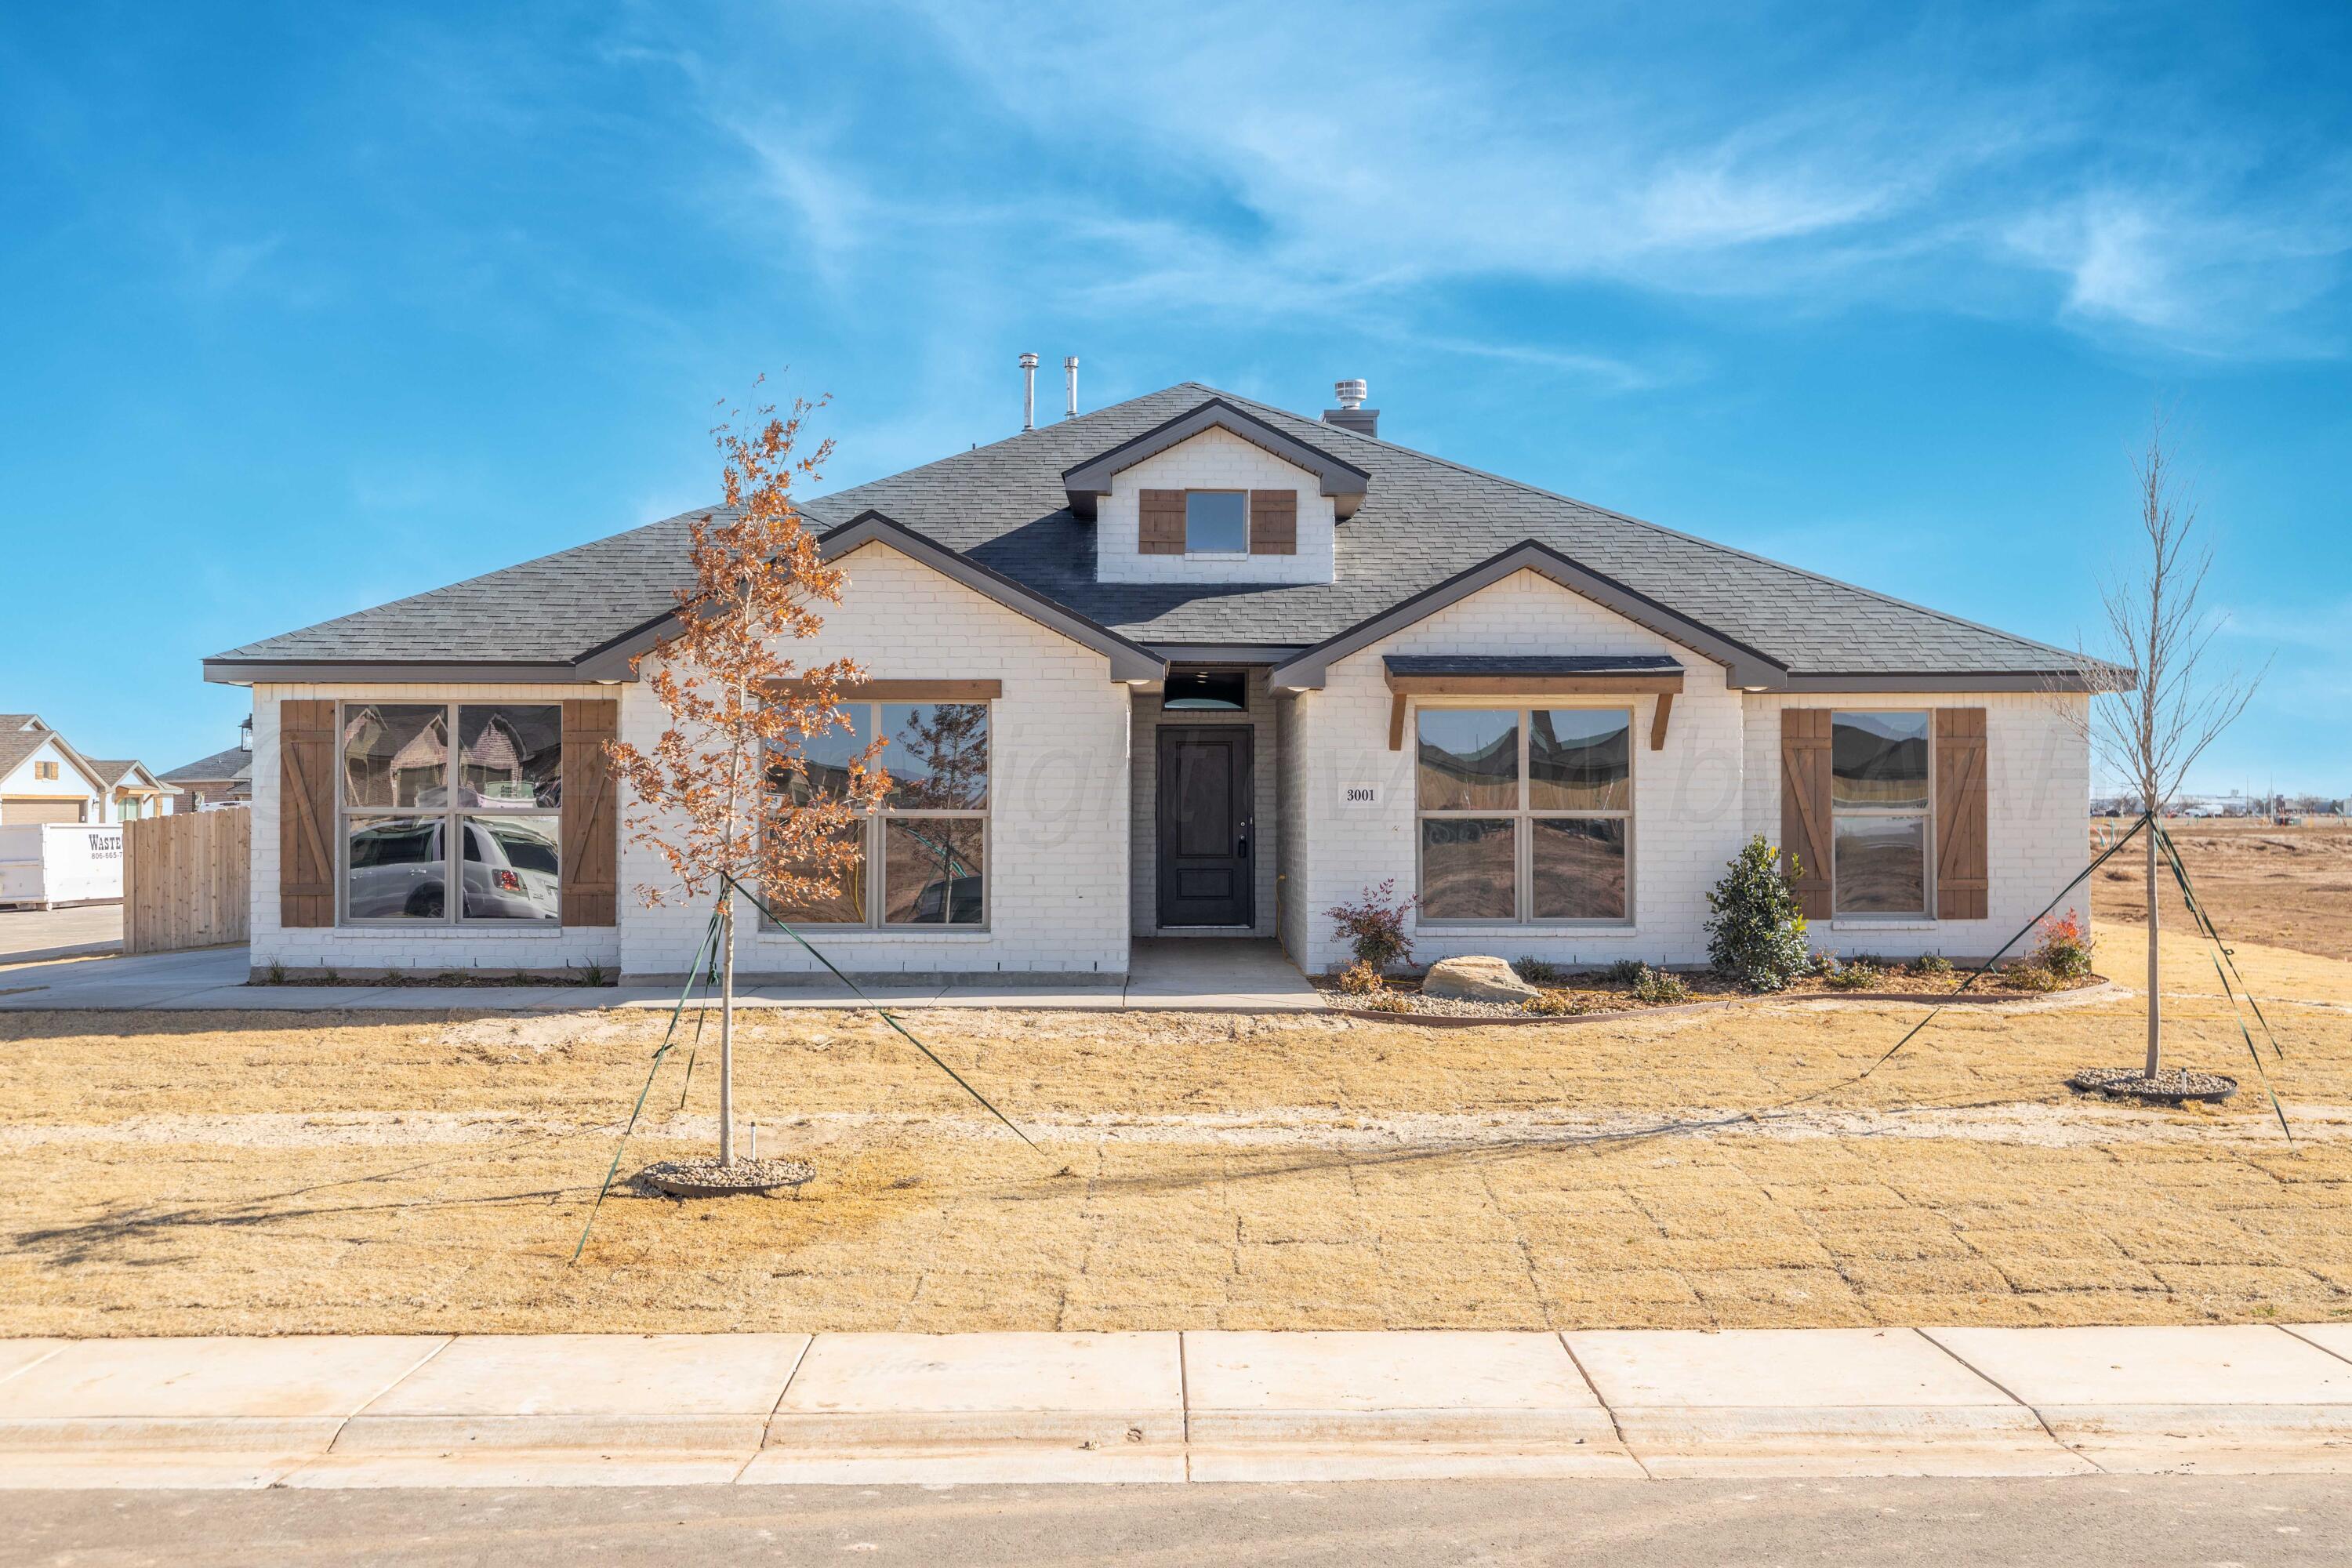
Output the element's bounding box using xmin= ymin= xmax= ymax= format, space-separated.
xmin=1933 ymin=708 xmax=1988 ymax=920
xmin=1777 ymin=709 xmax=1833 ymax=920
xmin=278 ymin=699 xmax=338 ymax=927
xmin=561 ymin=699 xmax=619 ymax=926
xmin=1249 ymin=489 xmax=1298 ymax=554
xmin=1138 ymin=488 xmax=1186 ymax=554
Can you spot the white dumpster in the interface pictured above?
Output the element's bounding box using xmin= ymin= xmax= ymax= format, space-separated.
xmin=0 ymin=822 xmax=125 ymax=908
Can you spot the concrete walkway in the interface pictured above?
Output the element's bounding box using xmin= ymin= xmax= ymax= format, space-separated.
xmin=0 ymin=937 xmax=1325 ymax=1013
xmin=3 ymin=1326 xmax=2349 ymax=1489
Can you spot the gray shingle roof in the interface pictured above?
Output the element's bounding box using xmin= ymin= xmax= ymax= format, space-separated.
xmin=158 ymin=746 xmax=254 ymax=784
xmin=207 ymin=383 xmax=2088 ymax=682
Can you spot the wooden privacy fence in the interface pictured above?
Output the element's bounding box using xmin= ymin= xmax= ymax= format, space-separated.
xmin=125 ymin=808 xmax=250 ymax=954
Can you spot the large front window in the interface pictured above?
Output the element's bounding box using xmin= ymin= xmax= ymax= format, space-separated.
xmin=339 ymin=702 xmax=563 ymax=924
xmin=1831 ymin=710 xmax=1930 ymax=915
xmin=1415 ymin=706 xmax=1631 ymax=923
xmin=764 ymin=700 xmax=989 ymax=928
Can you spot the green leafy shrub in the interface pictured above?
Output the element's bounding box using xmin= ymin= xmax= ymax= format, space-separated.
xmin=1703 ymin=835 xmax=1813 ymax=993
xmin=1602 ymin=957 xmax=1650 ymax=985
xmin=2028 ymin=908 xmax=2093 ymax=982
xmin=1335 ymin=960 xmax=1386 ymax=996
xmin=1325 ymin=880 xmax=1417 ymax=974
xmin=1522 ymin=989 xmax=1589 ymax=1016
xmin=1822 ymin=960 xmax=1884 ymax=990
xmin=1512 ymin=956 xmax=1567 ymax=985
xmin=1910 ymin=953 xmax=1954 ymax=977
xmin=1632 ymin=966 xmax=1692 ymax=1004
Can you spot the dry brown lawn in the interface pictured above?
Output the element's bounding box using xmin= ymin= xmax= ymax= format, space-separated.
xmin=4 ymin=921 xmax=2350 ymax=1338
xmin=2095 ymin=817 xmax=2352 ymax=964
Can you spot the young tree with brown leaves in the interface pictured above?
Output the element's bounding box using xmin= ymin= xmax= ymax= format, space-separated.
xmin=2061 ymin=411 xmax=2266 ymax=1082
xmin=608 ymin=391 xmax=886 ymax=1167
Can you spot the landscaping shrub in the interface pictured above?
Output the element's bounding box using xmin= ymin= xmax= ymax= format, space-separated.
xmin=1631 ymin=966 xmax=1692 ymax=1004
xmin=2002 ymin=961 xmax=2062 ymax=993
xmin=1359 ymin=989 xmax=1415 ymax=1013
xmin=1910 ymin=953 xmax=1954 ymax=977
xmin=1325 ymin=880 xmax=1417 ymax=974
xmin=1522 ymin=989 xmax=1589 ymax=1016
xmin=1602 ymin=957 xmax=1650 ymax=985
xmin=1822 ymin=960 xmax=1884 ymax=991
xmin=1512 ymin=956 xmax=1567 ymax=985
xmin=2029 ymin=908 xmax=2093 ymax=982
xmin=1335 ymin=960 xmax=1386 ymax=996
xmin=1704 ymin=835 xmax=1812 ymax=993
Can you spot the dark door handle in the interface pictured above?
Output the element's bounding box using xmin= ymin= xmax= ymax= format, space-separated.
xmin=1238 ymin=827 xmax=1251 ymax=858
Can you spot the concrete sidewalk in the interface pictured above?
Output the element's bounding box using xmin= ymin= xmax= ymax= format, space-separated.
xmin=2 ymin=1326 xmax=2348 ymax=1489
xmin=0 ymin=937 xmax=1326 ymax=1013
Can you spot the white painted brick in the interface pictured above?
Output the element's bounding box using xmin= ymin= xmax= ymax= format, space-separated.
xmin=619 ymin=539 xmax=1132 ymax=982
xmin=1095 ymin=428 xmax=1336 ymax=586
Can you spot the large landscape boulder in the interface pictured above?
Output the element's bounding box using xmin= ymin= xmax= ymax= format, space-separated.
xmin=1421 ymin=956 xmax=1540 ymax=1002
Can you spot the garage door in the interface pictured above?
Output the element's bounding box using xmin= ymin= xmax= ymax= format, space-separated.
xmin=1 ymin=798 xmax=87 ymax=825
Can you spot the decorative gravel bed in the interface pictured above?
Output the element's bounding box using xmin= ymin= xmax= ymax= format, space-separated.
xmin=2067 ymin=1066 xmax=2241 ymax=1104
xmin=635 ymin=1156 xmax=817 ymax=1197
xmin=1317 ymin=966 xmax=2105 ymax=1022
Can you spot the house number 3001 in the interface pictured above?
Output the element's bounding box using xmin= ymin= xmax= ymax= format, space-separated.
xmin=1338 ymin=783 xmax=1381 ymax=808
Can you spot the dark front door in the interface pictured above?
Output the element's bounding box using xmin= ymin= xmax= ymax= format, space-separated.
xmin=1156 ymin=727 xmax=1254 ymax=928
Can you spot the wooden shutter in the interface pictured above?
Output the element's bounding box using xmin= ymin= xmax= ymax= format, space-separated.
xmin=1138 ymin=488 xmax=1186 ymax=554
xmin=1779 ymin=709 xmax=1833 ymax=920
xmin=277 ymin=699 xmax=337 ymax=927
xmin=1934 ymin=707 xmax=1988 ymax=920
xmin=561 ymin=699 xmax=619 ymax=927
xmin=1249 ymin=489 xmax=1298 ymax=554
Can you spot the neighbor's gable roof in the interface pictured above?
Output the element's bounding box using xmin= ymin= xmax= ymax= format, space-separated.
xmin=158 ymin=746 xmax=254 ymax=784
xmin=86 ymin=759 xmax=162 ymax=790
xmin=205 ymin=381 xmax=2104 ymax=690
xmin=0 ymin=723 xmax=107 ymax=793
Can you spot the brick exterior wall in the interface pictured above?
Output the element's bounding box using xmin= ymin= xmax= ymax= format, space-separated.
xmin=1095 ymin=428 xmax=1337 ymax=586
xmin=1278 ymin=568 xmax=2093 ymax=974
xmin=247 ymin=681 xmax=624 ymax=978
xmin=619 ymin=539 xmax=1134 ymax=984
xmin=1128 ymin=668 xmax=1280 ymax=938
xmin=1741 ymin=689 xmax=2092 ymax=957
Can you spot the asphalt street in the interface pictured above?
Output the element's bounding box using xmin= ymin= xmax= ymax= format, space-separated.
xmin=5 ymin=1475 xmax=2345 ymax=1567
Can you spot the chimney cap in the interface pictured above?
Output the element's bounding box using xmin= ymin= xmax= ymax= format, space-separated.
xmin=1334 ymin=378 xmax=1368 ymax=409
xmin=1018 ymin=351 xmax=1039 ymax=368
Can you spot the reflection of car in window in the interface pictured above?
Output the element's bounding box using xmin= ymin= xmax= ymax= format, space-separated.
xmin=908 ymin=873 xmax=984 ymax=924
xmin=347 ymin=818 xmax=560 ymax=922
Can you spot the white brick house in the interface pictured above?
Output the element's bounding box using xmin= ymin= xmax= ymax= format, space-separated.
xmin=207 ymin=382 xmax=2110 ymax=984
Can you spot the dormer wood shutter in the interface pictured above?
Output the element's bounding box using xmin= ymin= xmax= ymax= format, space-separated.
xmin=1249 ymin=489 xmax=1297 ymax=554
xmin=1138 ymin=489 xmax=1185 ymax=554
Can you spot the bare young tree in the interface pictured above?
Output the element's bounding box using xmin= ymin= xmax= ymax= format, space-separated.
xmin=2062 ymin=410 xmax=2267 ymax=1080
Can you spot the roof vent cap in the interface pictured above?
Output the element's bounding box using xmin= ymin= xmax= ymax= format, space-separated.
xmin=1323 ymin=379 xmax=1378 ymax=438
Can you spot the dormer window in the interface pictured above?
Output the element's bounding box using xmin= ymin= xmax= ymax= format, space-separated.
xmin=1185 ymin=492 xmax=1248 ymax=555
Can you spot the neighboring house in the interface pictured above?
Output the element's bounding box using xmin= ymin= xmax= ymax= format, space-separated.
xmin=204 ymin=380 xmax=2116 ymax=983
xmin=0 ymin=714 xmax=161 ymax=826
xmin=85 ymin=760 xmax=172 ymax=822
xmin=158 ymin=741 xmax=254 ymax=813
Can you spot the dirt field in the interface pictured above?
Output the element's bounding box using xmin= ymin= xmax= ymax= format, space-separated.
xmin=4 ymin=920 xmax=2348 ymax=1338
xmin=2094 ymin=817 xmax=2352 ymax=964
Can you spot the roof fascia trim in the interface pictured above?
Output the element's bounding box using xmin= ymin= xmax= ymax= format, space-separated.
xmin=1060 ymin=398 xmax=1371 ymax=521
xmin=1773 ymin=670 xmax=2123 ymax=694
xmin=575 ymin=510 xmax=1168 ymax=684
xmin=1269 ymin=541 xmax=1790 ymax=691
xmin=205 ymin=660 xmax=606 ymax=687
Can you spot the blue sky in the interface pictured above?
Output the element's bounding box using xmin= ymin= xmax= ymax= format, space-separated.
xmin=5 ymin=1 xmax=2347 ymax=793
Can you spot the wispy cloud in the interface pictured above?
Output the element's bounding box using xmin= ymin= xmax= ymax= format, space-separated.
xmin=645 ymin=0 xmax=2350 ymax=363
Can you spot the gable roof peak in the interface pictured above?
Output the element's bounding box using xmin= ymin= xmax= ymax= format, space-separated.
xmin=1058 ymin=394 xmax=1371 ymax=521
